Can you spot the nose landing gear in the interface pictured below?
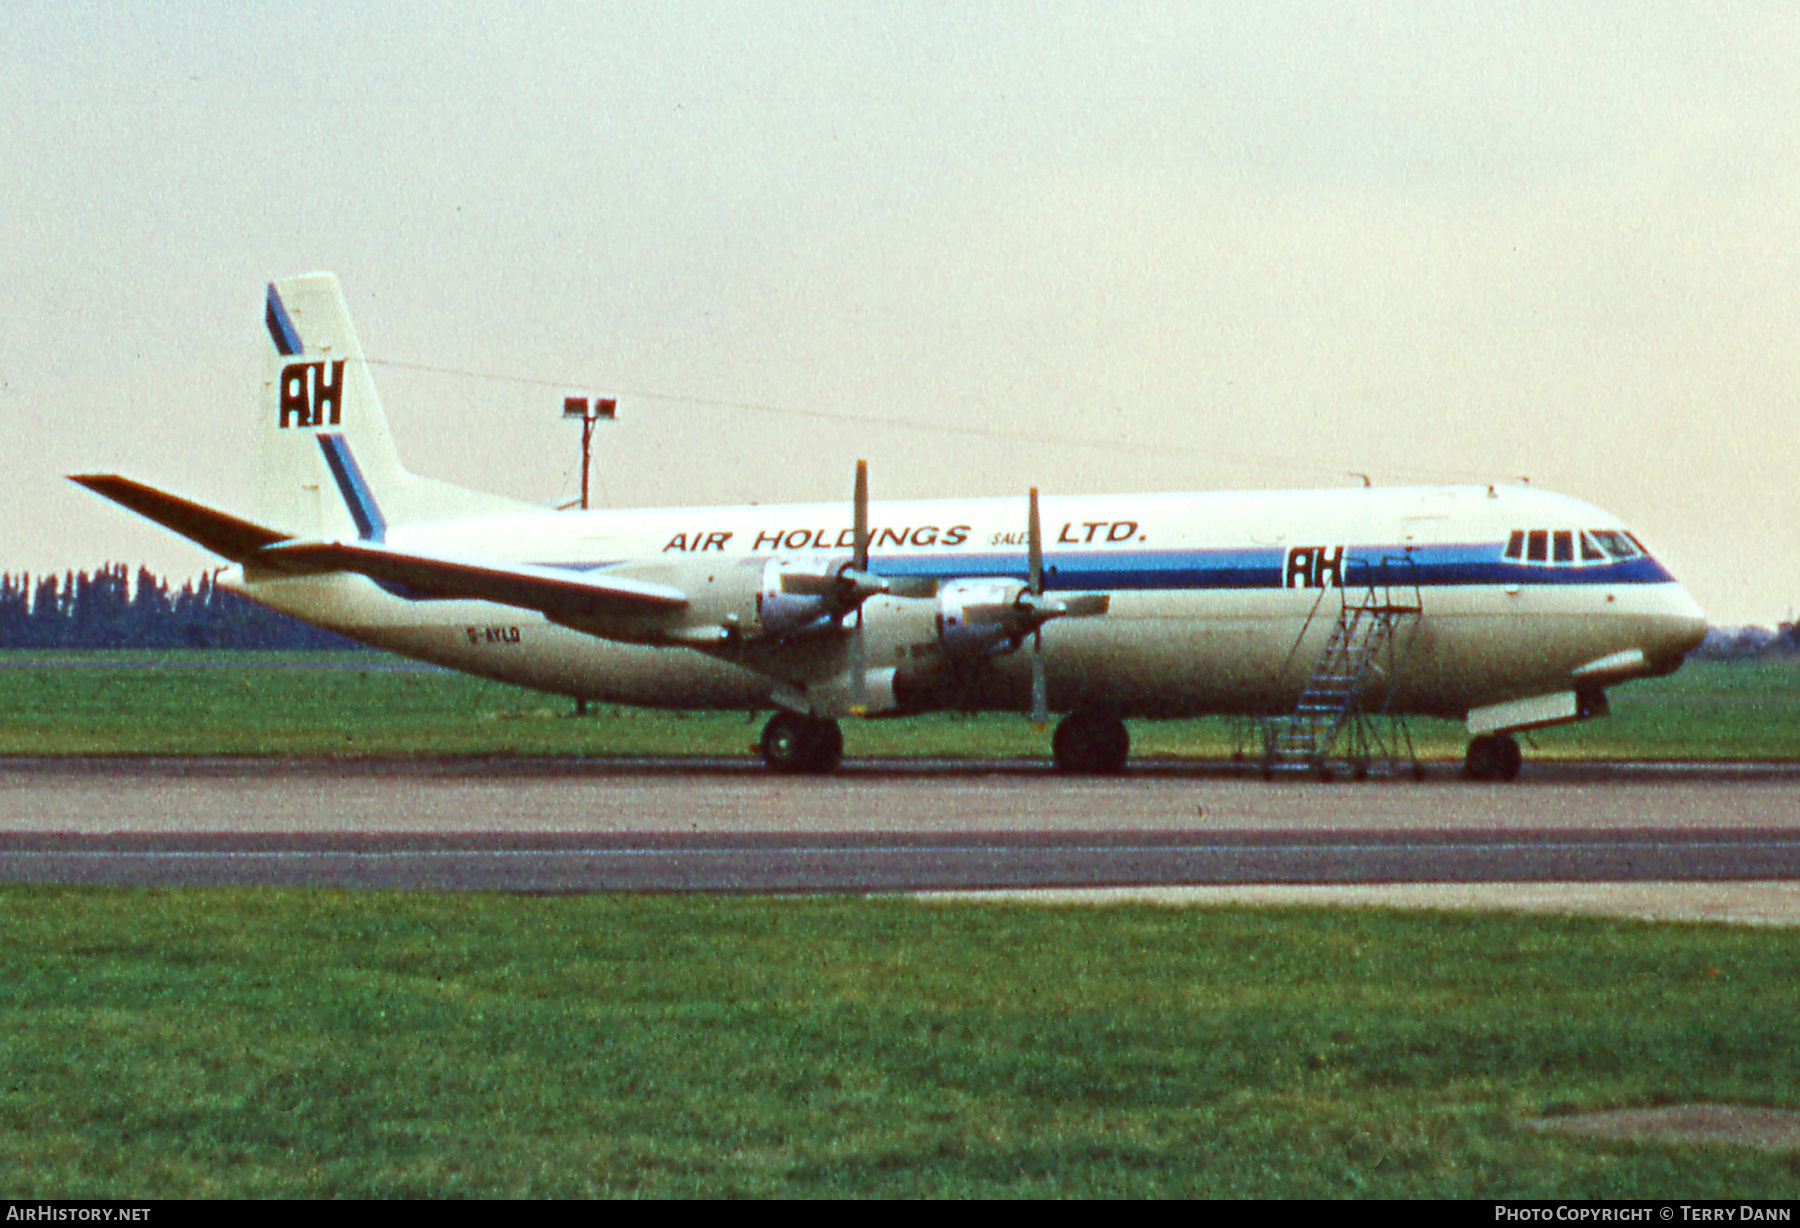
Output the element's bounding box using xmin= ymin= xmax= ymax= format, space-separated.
xmin=1463 ymin=733 xmax=1522 ymax=782
xmin=760 ymin=711 xmax=844 ymax=774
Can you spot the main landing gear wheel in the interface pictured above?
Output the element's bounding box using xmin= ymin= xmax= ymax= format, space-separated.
xmin=760 ymin=712 xmax=844 ymax=774
xmin=1463 ymin=734 xmax=1522 ymax=782
xmin=1052 ymin=709 xmax=1130 ymax=775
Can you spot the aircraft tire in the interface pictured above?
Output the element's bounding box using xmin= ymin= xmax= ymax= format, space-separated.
xmin=1052 ymin=709 xmax=1130 ymax=775
xmin=810 ymin=719 xmax=844 ymax=773
xmin=1495 ymin=734 xmax=1522 ymax=781
xmin=1463 ymin=734 xmax=1523 ymax=782
xmin=760 ymin=712 xmax=843 ymax=774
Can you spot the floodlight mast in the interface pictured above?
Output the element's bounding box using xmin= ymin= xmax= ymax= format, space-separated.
xmin=561 ymin=397 xmax=617 ymax=510
xmin=560 ymin=397 xmax=614 ymax=717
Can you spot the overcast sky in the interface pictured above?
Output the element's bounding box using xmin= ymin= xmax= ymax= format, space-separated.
xmin=4 ymin=3 xmax=1797 ymax=623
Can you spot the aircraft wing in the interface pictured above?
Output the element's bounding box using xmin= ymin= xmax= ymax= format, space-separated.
xmin=70 ymin=474 xmax=292 ymax=561
xmin=261 ymin=539 xmax=689 ymax=620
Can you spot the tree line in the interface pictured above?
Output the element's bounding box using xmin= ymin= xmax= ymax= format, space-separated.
xmin=0 ymin=565 xmax=366 ymax=650
xmin=1695 ymin=622 xmax=1800 ymax=661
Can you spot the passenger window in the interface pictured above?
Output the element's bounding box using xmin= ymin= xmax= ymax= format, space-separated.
xmin=1580 ymin=532 xmax=1605 ymax=562
xmin=1505 ymin=531 xmax=1524 ymax=561
xmin=1553 ymin=531 xmax=1574 ymax=563
xmin=1527 ymin=530 xmax=1548 ymax=562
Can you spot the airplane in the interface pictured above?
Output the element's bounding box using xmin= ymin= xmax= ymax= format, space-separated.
xmin=72 ymin=273 xmax=1708 ymax=780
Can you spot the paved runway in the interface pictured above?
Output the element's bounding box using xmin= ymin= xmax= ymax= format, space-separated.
xmin=1 ymin=757 xmax=1796 ymax=891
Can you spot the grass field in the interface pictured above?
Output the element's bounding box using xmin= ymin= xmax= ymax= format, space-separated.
xmin=0 ymin=650 xmax=1797 ymax=760
xmin=3 ymin=657 xmax=1797 ymax=1197
xmin=3 ymin=889 xmax=1798 ymax=1198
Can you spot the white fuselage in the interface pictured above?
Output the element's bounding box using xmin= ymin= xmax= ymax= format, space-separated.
xmin=227 ymin=481 xmax=1706 ymax=724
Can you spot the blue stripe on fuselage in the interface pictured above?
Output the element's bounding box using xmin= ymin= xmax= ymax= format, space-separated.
xmin=316 ymin=434 xmax=386 ymax=542
xmin=870 ymin=543 xmax=1674 ymax=590
xmin=376 ymin=541 xmax=1672 ymax=608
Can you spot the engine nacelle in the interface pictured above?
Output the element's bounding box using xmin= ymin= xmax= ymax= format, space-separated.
xmin=756 ymin=556 xmax=852 ymax=639
xmin=936 ymin=577 xmax=1029 ymax=657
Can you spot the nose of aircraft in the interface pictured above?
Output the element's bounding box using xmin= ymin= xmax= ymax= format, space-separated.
xmin=1646 ymin=582 xmax=1707 ymax=675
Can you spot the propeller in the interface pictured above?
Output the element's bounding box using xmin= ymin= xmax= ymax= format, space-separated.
xmin=1028 ymin=487 xmax=1048 ymax=727
xmin=776 ymin=459 xmax=935 ymax=601
xmin=850 ymin=459 xmax=870 ymax=711
xmin=771 ymin=460 xmax=944 ymax=709
xmin=854 ymin=458 xmax=869 ymax=574
xmin=1011 ymin=486 xmax=1110 ymax=727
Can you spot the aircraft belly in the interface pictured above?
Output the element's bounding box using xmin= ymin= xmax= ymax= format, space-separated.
xmin=956 ymin=588 xmax=1310 ymax=718
xmin=1041 ymin=583 xmax=1674 ymax=720
xmin=374 ymin=623 xmax=771 ymax=709
xmin=228 ymin=572 xmax=770 ymax=707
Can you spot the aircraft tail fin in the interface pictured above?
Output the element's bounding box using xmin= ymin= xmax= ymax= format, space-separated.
xmin=257 ymin=274 xmax=527 ymax=539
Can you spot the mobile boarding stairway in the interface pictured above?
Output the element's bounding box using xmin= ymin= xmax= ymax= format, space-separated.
xmin=1261 ymin=556 xmax=1425 ymax=781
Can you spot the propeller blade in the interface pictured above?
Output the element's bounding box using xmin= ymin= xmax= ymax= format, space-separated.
xmin=960 ymin=601 xmax=1022 ymax=626
xmin=885 ymin=575 xmax=939 ymax=599
xmin=1012 ymin=590 xmax=1109 ymax=626
xmin=835 ymin=569 xmax=889 ymax=603
xmin=1028 ymin=486 xmax=1042 ymax=596
xmin=850 ymin=460 xmax=869 ymax=712
xmin=849 ymin=609 xmax=868 ymax=711
xmin=782 ymin=568 xmax=889 ymax=605
xmin=780 ymin=572 xmax=841 ymax=596
xmin=854 ymin=459 xmax=869 ymax=574
xmin=1030 ymin=630 xmax=1049 ymax=727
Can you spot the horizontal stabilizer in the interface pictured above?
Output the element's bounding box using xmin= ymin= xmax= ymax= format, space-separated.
xmin=261 ymin=539 xmax=689 ymax=620
xmin=70 ymin=475 xmax=291 ymax=561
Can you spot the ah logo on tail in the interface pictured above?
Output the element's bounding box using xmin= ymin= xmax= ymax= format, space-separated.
xmin=279 ymin=361 xmax=345 ymax=429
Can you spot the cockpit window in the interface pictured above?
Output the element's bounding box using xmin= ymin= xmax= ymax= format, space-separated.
xmin=1588 ymin=530 xmax=1640 ymax=560
xmin=1506 ymin=527 xmax=1644 ymax=566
